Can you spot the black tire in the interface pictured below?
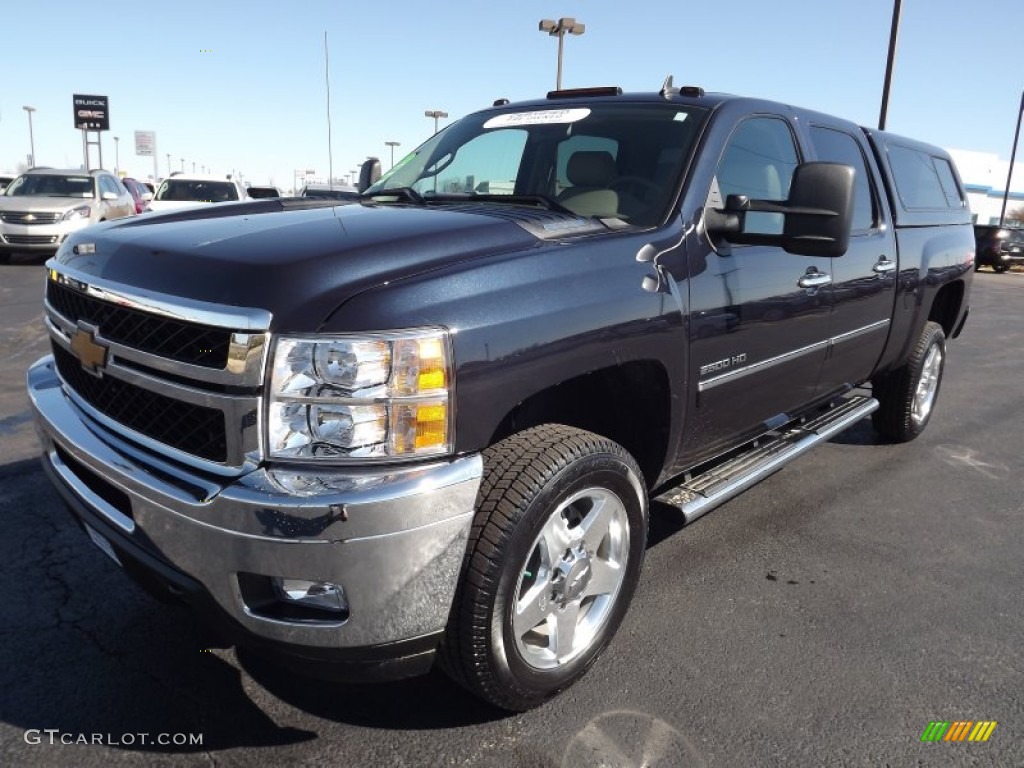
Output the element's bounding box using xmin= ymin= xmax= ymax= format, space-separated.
xmin=440 ymin=424 xmax=648 ymax=711
xmin=871 ymin=321 xmax=946 ymax=442
xmin=992 ymin=264 xmax=1010 ymax=273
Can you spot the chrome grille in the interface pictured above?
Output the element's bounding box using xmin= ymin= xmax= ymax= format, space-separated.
xmin=1 ymin=211 xmax=63 ymax=224
xmin=47 ymin=280 xmax=231 ymax=369
xmin=52 ymin=344 xmax=228 ymax=462
xmin=44 ymin=266 xmax=270 ymax=473
xmin=5 ymin=234 xmax=60 ymax=245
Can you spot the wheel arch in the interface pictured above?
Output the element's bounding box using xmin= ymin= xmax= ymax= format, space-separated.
xmin=487 ymin=361 xmax=671 ymax=489
xmin=928 ymin=279 xmax=966 ymax=339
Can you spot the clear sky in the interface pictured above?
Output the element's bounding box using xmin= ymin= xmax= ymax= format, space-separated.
xmin=1 ymin=0 xmax=1021 ymax=190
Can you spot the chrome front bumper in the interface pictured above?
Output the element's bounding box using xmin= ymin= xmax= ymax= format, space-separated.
xmin=27 ymin=355 xmax=482 ymax=651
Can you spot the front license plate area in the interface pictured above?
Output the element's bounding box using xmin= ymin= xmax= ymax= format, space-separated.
xmin=85 ymin=523 xmax=122 ymax=567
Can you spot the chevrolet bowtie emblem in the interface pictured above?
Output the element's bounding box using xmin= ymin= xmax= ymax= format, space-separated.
xmin=69 ymin=325 xmax=109 ymax=375
xmin=24 ymin=213 xmax=36 ymax=221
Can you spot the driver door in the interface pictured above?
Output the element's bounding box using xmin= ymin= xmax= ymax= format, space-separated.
xmin=684 ymin=115 xmax=831 ymax=458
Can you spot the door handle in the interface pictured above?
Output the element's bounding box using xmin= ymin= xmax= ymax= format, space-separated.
xmin=873 ymin=257 xmax=897 ymax=275
xmin=797 ymin=270 xmax=832 ymax=289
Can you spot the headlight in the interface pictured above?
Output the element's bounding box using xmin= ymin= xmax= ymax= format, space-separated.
xmin=61 ymin=206 xmax=92 ymax=222
xmin=267 ymin=329 xmax=453 ymax=461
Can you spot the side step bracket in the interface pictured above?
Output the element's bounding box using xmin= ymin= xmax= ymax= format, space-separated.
xmin=655 ymin=395 xmax=878 ymax=524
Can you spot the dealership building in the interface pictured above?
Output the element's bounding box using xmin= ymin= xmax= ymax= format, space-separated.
xmin=948 ymin=148 xmax=1024 ymax=226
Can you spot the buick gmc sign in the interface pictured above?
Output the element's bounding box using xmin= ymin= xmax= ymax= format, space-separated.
xmin=73 ymin=94 xmax=109 ymax=131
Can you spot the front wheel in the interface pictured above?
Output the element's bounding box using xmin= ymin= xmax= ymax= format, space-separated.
xmin=872 ymin=321 xmax=946 ymax=442
xmin=440 ymin=425 xmax=648 ymax=711
xmin=992 ymin=263 xmax=1010 ymax=273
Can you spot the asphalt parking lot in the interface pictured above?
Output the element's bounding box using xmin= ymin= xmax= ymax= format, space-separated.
xmin=0 ymin=261 xmax=1020 ymax=767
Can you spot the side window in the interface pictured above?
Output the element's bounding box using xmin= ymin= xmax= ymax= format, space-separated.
xmin=933 ymin=158 xmax=965 ymax=209
xmin=887 ymin=144 xmax=948 ymax=209
xmin=809 ymin=126 xmax=877 ymax=232
xmin=711 ymin=117 xmax=798 ymax=235
xmin=556 ymin=135 xmax=619 ymax=195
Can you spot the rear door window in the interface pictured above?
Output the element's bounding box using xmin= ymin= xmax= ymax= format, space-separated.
xmin=809 ymin=126 xmax=877 ymax=232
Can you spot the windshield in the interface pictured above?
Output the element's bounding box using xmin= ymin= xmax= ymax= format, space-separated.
xmin=155 ymin=179 xmax=239 ymax=203
xmin=366 ymin=103 xmax=706 ymax=226
xmin=5 ymin=174 xmax=95 ymax=198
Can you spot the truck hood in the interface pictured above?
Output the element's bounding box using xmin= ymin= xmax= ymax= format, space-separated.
xmin=52 ymin=200 xmax=576 ymax=331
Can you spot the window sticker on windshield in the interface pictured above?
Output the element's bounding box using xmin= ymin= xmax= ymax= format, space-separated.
xmin=673 ymin=113 xmax=689 ymax=122
xmin=483 ymin=108 xmax=591 ymax=129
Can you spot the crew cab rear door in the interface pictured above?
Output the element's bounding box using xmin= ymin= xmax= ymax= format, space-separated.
xmin=804 ymin=121 xmax=897 ymax=395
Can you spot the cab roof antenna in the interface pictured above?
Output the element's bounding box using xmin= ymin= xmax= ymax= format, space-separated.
xmin=660 ymin=74 xmax=679 ymax=98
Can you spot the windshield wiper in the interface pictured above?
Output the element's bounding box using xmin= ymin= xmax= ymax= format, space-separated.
xmin=363 ymin=186 xmax=426 ymax=205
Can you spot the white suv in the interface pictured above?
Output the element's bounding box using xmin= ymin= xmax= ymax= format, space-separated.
xmin=148 ymin=174 xmax=251 ymax=213
xmin=0 ymin=168 xmax=136 ymax=262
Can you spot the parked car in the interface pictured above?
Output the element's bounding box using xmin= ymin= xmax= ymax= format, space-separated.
xmin=0 ymin=174 xmax=17 ymax=192
xmin=0 ymin=168 xmax=135 ymax=263
xmin=298 ymin=184 xmax=361 ymax=201
xmin=148 ymin=174 xmax=251 ymax=213
xmin=120 ymin=177 xmax=150 ymax=214
xmin=246 ymin=185 xmax=281 ymax=199
xmin=29 ymin=81 xmax=973 ymax=711
xmin=973 ymin=224 xmax=1024 ymax=272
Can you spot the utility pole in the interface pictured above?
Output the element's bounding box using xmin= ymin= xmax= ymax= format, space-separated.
xmin=999 ymin=90 xmax=1024 ymax=226
xmin=878 ymin=0 xmax=902 ymax=130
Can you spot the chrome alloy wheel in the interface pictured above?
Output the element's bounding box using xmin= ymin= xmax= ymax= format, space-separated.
xmin=512 ymin=487 xmax=630 ymax=670
xmin=912 ymin=343 xmax=943 ymax=425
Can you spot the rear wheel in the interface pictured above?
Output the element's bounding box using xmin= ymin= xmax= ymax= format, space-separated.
xmin=872 ymin=321 xmax=945 ymax=442
xmin=441 ymin=424 xmax=648 ymax=711
xmin=992 ymin=263 xmax=1010 ymax=273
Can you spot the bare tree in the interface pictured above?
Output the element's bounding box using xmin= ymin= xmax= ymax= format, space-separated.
xmin=1007 ymin=205 xmax=1024 ymax=225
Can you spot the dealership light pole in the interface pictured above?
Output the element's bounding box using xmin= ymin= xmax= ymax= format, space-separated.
xmin=166 ymin=153 xmax=171 ymax=178
xmin=999 ymin=90 xmax=1024 ymax=226
xmin=23 ymin=106 xmax=36 ymax=167
xmin=539 ymin=17 xmax=586 ymax=91
xmin=385 ymin=141 xmax=401 ymax=169
xmin=113 ymin=136 xmax=120 ymax=175
xmin=425 ymin=109 xmax=448 ymax=135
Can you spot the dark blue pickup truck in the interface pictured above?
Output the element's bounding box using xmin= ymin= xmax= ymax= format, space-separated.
xmin=28 ymin=78 xmax=973 ymax=711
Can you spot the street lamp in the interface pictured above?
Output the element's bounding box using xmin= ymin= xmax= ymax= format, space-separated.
xmin=166 ymin=153 xmax=171 ymax=177
xmin=113 ymin=136 xmax=120 ymax=175
xmin=385 ymin=141 xmax=401 ymax=169
xmin=22 ymin=106 xmax=36 ymax=167
xmin=538 ymin=17 xmax=586 ymax=91
xmin=192 ymin=161 xmax=196 ymax=173
xmin=1000 ymin=90 xmax=1024 ymax=226
xmin=425 ymin=109 xmax=448 ymax=135
xmin=180 ymin=157 xmax=185 ymax=172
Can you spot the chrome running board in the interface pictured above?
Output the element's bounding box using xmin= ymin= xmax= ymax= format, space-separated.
xmin=656 ymin=395 xmax=879 ymax=524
